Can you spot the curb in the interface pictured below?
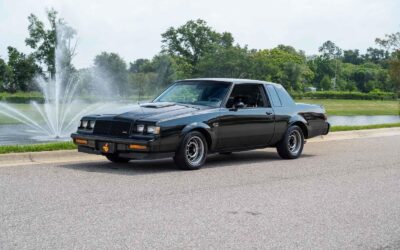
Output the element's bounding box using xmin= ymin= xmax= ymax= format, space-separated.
xmin=0 ymin=150 xmax=102 ymax=167
xmin=308 ymin=127 xmax=400 ymax=143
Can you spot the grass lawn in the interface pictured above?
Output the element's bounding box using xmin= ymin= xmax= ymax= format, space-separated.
xmin=0 ymin=141 xmax=76 ymax=154
xmin=297 ymin=99 xmax=399 ymax=116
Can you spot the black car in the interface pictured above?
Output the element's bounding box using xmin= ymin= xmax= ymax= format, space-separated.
xmin=71 ymin=78 xmax=330 ymax=170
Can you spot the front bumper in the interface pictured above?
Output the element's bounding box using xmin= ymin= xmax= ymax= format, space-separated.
xmin=71 ymin=133 xmax=174 ymax=160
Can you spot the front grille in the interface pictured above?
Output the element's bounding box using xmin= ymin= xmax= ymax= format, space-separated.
xmin=93 ymin=120 xmax=132 ymax=137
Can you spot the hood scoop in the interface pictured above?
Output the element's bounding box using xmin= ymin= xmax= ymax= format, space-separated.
xmin=140 ymin=102 xmax=176 ymax=108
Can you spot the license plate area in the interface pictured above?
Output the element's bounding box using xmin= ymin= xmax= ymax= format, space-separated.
xmin=98 ymin=141 xmax=116 ymax=154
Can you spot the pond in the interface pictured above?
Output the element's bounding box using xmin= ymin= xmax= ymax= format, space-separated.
xmin=0 ymin=115 xmax=399 ymax=145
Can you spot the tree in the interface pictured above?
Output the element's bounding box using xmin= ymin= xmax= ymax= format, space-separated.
xmin=161 ymin=19 xmax=234 ymax=73
xmin=376 ymin=31 xmax=400 ymax=94
xmin=320 ymin=75 xmax=331 ymax=91
xmin=319 ymin=40 xmax=342 ymax=59
xmin=129 ymin=59 xmax=152 ymax=73
xmin=388 ymin=51 xmax=400 ymax=94
xmin=364 ymin=47 xmax=389 ymax=65
xmin=342 ymin=50 xmax=363 ymax=65
xmin=375 ymin=32 xmax=400 ymax=51
xmin=282 ymin=62 xmax=304 ymax=91
xmin=250 ymin=46 xmax=310 ymax=89
xmin=5 ymin=47 xmax=39 ymax=92
xmin=196 ymin=45 xmax=252 ymax=78
xmin=25 ymin=8 xmax=76 ymax=79
xmin=94 ymin=52 xmax=128 ymax=95
xmin=0 ymin=58 xmax=13 ymax=92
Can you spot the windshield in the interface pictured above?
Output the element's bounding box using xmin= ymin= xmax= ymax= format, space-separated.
xmin=154 ymin=81 xmax=231 ymax=107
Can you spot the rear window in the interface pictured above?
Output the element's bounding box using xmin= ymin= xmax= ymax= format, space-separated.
xmin=266 ymin=85 xmax=282 ymax=107
xmin=274 ymin=85 xmax=295 ymax=106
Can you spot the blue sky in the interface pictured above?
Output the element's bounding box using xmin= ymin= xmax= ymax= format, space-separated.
xmin=0 ymin=0 xmax=399 ymax=68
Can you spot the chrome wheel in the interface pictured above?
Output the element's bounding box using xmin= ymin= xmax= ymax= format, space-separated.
xmin=185 ymin=136 xmax=205 ymax=166
xmin=288 ymin=130 xmax=302 ymax=154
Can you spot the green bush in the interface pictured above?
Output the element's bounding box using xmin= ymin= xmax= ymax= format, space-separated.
xmin=291 ymin=91 xmax=397 ymax=100
xmin=0 ymin=92 xmax=44 ymax=103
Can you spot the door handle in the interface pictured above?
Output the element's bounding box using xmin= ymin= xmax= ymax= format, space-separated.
xmin=266 ymin=112 xmax=273 ymax=115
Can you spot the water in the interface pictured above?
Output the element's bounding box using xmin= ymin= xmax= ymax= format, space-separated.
xmin=0 ymin=24 xmax=112 ymax=140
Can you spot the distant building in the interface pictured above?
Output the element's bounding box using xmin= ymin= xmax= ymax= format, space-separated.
xmin=304 ymin=87 xmax=317 ymax=92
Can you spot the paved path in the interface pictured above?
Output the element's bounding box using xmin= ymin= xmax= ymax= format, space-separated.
xmin=0 ymin=131 xmax=399 ymax=249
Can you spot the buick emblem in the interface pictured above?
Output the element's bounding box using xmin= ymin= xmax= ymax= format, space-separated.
xmin=102 ymin=143 xmax=110 ymax=153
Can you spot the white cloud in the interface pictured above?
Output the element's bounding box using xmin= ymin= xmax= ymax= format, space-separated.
xmin=0 ymin=0 xmax=399 ymax=68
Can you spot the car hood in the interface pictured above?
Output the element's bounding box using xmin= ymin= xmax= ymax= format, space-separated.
xmin=92 ymin=102 xmax=206 ymax=122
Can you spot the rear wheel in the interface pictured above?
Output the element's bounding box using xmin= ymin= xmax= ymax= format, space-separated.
xmin=276 ymin=125 xmax=304 ymax=159
xmin=105 ymin=154 xmax=130 ymax=163
xmin=174 ymin=131 xmax=208 ymax=170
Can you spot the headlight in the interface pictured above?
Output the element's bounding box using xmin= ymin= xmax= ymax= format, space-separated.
xmin=136 ymin=124 xmax=145 ymax=133
xmin=81 ymin=120 xmax=88 ymax=128
xmin=88 ymin=120 xmax=96 ymax=129
xmin=80 ymin=120 xmax=95 ymax=129
xmin=147 ymin=126 xmax=160 ymax=134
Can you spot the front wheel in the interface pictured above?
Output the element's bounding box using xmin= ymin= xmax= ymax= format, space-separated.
xmin=174 ymin=131 xmax=208 ymax=170
xmin=276 ymin=125 xmax=304 ymax=159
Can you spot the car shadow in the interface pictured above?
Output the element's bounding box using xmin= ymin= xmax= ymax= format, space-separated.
xmin=58 ymin=150 xmax=315 ymax=176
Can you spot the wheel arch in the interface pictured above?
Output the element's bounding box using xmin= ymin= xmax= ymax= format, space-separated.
xmin=180 ymin=122 xmax=215 ymax=150
xmin=289 ymin=117 xmax=309 ymax=139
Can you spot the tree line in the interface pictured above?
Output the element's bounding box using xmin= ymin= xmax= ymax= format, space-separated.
xmin=0 ymin=9 xmax=399 ymax=98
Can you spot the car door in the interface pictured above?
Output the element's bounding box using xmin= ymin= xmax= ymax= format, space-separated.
xmin=216 ymin=84 xmax=275 ymax=149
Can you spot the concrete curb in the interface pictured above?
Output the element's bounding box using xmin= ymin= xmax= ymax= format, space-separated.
xmin=0 ymin=150 xmax=102 ymax=167
xmin=308 ymin=127 xmax=400 ymax=143
xmin=1 ymin=127 xmax=399 ymax=167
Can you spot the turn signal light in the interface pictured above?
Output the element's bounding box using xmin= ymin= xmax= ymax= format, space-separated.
xmin=129 ymin=144 xmax=147 ymax=150
xmin=75 ymin=138 xmax=88 ymax=145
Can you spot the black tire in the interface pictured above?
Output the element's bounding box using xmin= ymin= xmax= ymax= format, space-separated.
xmin=276 ymin=125 xmax=304 ymax=159
xmin=174 ymin=131 xmax=208 ymax=170
xmin=105 ymin=154 xmax=130 ymax=163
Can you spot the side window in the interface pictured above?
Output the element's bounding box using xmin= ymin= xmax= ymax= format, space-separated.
xmin=226 ymin=84 xmax=269 ymax=108
xmin=266 ymin=85 xmax=282 ymax=107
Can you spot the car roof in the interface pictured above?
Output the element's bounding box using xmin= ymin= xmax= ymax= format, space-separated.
xmin=178 ymin=78 xmax=282 ymax=86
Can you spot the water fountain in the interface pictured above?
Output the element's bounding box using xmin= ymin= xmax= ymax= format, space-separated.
xmin=0 ymin=24 xmax=110 ymax=143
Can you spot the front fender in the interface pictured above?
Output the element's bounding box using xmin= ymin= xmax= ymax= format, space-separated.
xmin=180 ymin=122 xmax=217 ymax=151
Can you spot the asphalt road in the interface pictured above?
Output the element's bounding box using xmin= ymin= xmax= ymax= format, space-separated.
xmin=1 ymin=135 xmax=400 ymax=249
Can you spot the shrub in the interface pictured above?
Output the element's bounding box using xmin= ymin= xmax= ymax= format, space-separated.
xmin=0 ymin=92 xmax=44 ymax=103
xmin=290 ymin=91 xmax=397 ymax=100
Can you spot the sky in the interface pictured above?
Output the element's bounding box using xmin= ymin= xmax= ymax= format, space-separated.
xmin=0 ymin=0 xmax=399 ymax=68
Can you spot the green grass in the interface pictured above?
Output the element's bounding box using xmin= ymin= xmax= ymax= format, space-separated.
xmin=331 ymin=122 xmax=400 ymax=132
xmin=297 ymin=99 xmax=399 ymax=116
xmin=0 ymin=141 xmax=76 ymax=154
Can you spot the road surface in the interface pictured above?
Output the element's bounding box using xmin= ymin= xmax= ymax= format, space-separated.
xmin=1 ymin=135 xmax=400 ymax=249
